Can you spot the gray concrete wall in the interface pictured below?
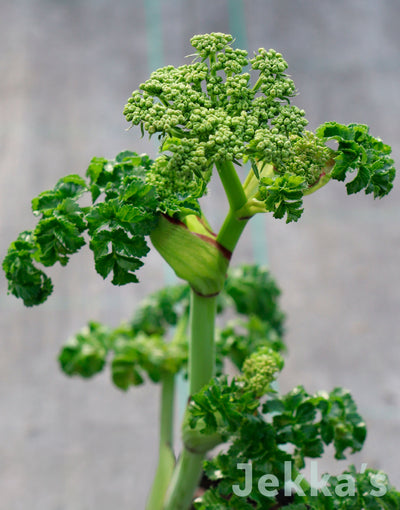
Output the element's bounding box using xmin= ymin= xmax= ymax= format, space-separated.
xmin=1 ymin=1 xmax=399 ymax=508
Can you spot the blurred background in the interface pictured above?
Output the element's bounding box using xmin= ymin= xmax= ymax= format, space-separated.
xmin=1 ymin=0 xmax=399 ymax=508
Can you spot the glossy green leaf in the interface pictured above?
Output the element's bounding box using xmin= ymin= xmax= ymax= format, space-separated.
xmin=2 ymin=231 xmax=53 ymax=306
xmin=316 ymin=122 xmax=395 ymax=197
xmin=259 ymin=174 xmax=306 ymax=223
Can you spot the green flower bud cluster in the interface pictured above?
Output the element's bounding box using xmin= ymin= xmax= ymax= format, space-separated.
xmin=146 ymin=142 xmax=209 ymax=201
xmin=290 ymin=131 xmax=333 ymax=186
xmin=240 ymin=347 xmax=284 ymax=397
xmin=251 ymin=48 xmax=296 ymax=100
xmin=190 ymin=32 xmax=234 ymax=58
xmin=248 ymin=129 xmax=332 ymax=184
xmin=213 ymin=46 xmax=248 ymax=75
xmin=123 ymin=33 xmax=324 ymax=206
xmin=251 ymin=48 xmax=288 ymax=74
xmin=249 ymin=128 xmax=292 ymax=163
xmin=270 ymin=104 xmax=308 ymax=136
xmin=222 ymin=74 xmax=254 ymax=113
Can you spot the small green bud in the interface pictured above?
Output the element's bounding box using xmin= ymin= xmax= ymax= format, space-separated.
xmin=241 ymin=348 xmax=284 ymax=397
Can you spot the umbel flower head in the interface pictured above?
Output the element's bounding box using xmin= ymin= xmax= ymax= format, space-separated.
xmin=124 ymin=33 xmax=394 ymax=224
xmin=124 ymin=33 xmax=327 ymax=205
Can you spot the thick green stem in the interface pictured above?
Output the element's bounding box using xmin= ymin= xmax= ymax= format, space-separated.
xmin=188 ymin=291 xmax=217 ymax=394
xmin=215 ymin=160 xmax=247 ymax=212
xmin=160 ymin=373 xmax=175 ymax=458
xmin=216 ymin=209 xmax=248 ymax=253
xmin=215 ymin=160 xmax=249 ymax=253
xmin=163 ymin=291 xmax=217 ymax=510
xmin=163 ymin=162 xmax=247 ymax=509
xmin=163 ymin=449 xmax=204 ymax=510
xmin=146 ymin=313 xmax=189 ymax=510
xmin=146 ymin=373 xmax=176 ymax=510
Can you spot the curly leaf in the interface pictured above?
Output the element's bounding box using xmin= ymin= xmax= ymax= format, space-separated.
xmin=263 ymin=386 xmax=367 ymax=464
xmin=130 ymin=284 xmax=190 ymax=335
xmin=188 ymin=376 xmax=259 ymax=437
xmin=289 ymin=465 xmax=400 ymax=510
xmin=2 ymin=231 xmax=53 ymax=306
xmin=316 ymin=122 xmax=395 ymax=197
xmin=259 ymin=174 xmax=306 ymax=223
xmin=111 ymin=333 xmax=177 ymax=389
xmin=224 ymin=265 xmax=285 ymax=336
xmin=59 ymin=322 xmax=110 ymax=378
xmin=88 ymin=226 xmax=150 ymax=285
xmin=31 ymin=174 xmax=87 ymax=213
xmin=34 ymin=214 xmax=86 ymax=266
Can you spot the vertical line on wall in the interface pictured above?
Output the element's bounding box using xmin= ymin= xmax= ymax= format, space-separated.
xmin=143 ymin=0 xmax=177 ymax=283
xmin=228 ymin=0 xmax=269 ymax=265
xmin=144 ymin=0 xmax=164 ymax=72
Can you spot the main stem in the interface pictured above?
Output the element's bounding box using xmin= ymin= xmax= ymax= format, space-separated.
xmin=163 ymin=160 xmax=248 ymax=509
xmin=146 ymin=373 xmax=176 ymax=510
xmin=188 ymin=291 xmax=217 ymax=394
xmin=163 ymin=291 xmax=217 ymax=510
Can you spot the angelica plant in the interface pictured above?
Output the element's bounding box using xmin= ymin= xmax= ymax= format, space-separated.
xmin=3 ymin=33 xmax=398 ymax=510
